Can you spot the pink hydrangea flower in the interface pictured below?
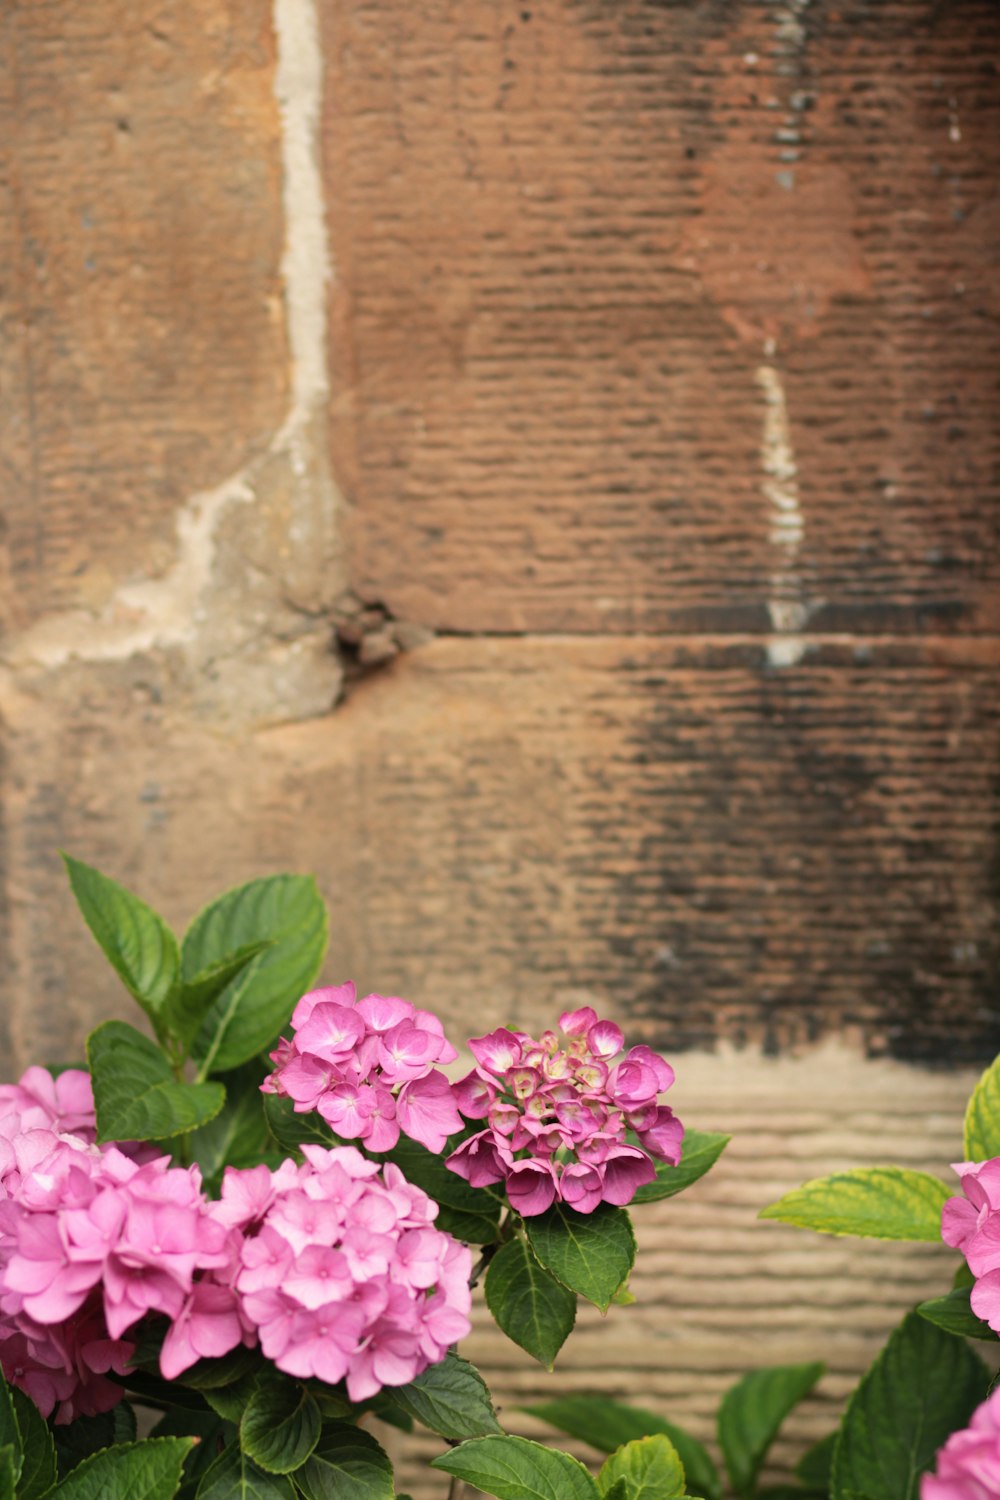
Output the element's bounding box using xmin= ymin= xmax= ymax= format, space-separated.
xmin=447 ymin=1007 xmax=683 ymax=1215
xmin=0 ymin=1067 xmax=96 ymax=1143
xmin=0 ymin=1059 xmax=472 ymax=1417
xmin=0 ymin=1068 xmax=250 ymax=1417
xmin=941 ymin=1159 xmax=1000 ymax=1332
xmin=922 ymin=1387 xmax=1000 ymax=1498
xmin=262 ymin=983 xmax=463 ymax=1154
xmin=224 ymin=1144 xmax=472 ymax=1402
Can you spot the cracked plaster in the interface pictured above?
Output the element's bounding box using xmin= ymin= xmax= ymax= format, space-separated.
xmin=0 ymin=0 xmax=345 ymax=732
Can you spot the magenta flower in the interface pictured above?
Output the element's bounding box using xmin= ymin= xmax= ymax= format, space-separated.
xmin=922 ymin=1387 xmax=1000 ymax=1498
xmin=226 ymin=1144 xmax=471 ymax=1401
xmin=262 ymin=983 xmax=463 ymax=1154
xmin=447 ymin=1008 xmax=682 ymax=1215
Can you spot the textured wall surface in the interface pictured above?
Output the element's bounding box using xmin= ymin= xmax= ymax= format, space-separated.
xmin=1 ymin=0 xmax=998 ymax=1492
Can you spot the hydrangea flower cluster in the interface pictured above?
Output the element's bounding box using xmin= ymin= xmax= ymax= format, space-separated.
xmin=222 ymin=1145 xmax=472 ymax=1401
xmin=922 ymin=1387 xmax=1000 ymax=1499
xmin=263 ymin=984 xmax=463 ymax=1154
xmin=941 ymin=1158 xmax=1000 ymax=1332
xmin=0 ymin=1074 xmax=243 ymax=1420
xmin=446 ymin=1006 xmax=684 ymax=1217
xmin=0 ymin=1068 xmax=472 ymax=1421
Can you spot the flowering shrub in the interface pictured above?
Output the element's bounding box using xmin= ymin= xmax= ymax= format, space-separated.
xmin=0 ymin=856 xmax=729 ymax=1500
xmin=1 ymin=853 xmax=996 ymax=1500
xmin=759 ymin=1055 xmax=1000 ymax=1500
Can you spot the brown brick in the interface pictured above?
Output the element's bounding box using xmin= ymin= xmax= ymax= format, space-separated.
xmin=322 ymin=0 xmax=1000 ymax=635
xmin=6 ymin=637 xmax=997 ymax=1068
xmin=0 ymin=0 xmax=288 ymax=631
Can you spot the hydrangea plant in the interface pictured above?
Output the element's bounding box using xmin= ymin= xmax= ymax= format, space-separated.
xmin=2 ymin=856 xmax=995 ymax=1499
xmin=760 ymin=1047 xmax=1000 ymax=1499
xmin=0 ymin=858 xmax=728 ymax=1500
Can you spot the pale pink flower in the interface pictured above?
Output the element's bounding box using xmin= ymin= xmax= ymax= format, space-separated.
xmin=230 ymin=1147 xmax=471 ymax=1398
xmin=159 ymin=1283 xmax=247 ymax=1381
xmin=0 ymin=1068 xmax=96 ymax=1142
xmin=263 ymin=985 xmax=462 ymax=1153
xmin=922 ymin=1387 xmax=1000 ymax=1498
xmin=942 ymin=1159 xmax=1000 ymax=1334
xmin=0 ymin=1072 xmax=253 ymax=1408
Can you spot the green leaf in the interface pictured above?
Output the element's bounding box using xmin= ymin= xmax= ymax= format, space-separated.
xmin=795 ymin=1431 xmax=836 ymax=1490
xmin=758 ymin=1167 xmax=950 ymax=1241
xmin=357 ymin=1395 xmax=411 ymax=1433
xmin=718 ymin=1363 xmax=824 ymax=1500
xmin=918 ymin=1285 xmax=999 ymax=1341
xmin=261 ymin=1094 xmax=342 ymax=1157
xmin=164 ymin=943 xmax=271 ymax=1054
xmin=485 ymin=1236 xmax=577 ymax=1368
xmin=392 ymin=1352 xmax=503 ymax=1440
xmin=180 ymin=1346 xmax=263 ymax=1391
xmin=240 ymin=1382 xmax=321 ymax=1474
xmin=186 ymin=876 xmax=327 ymax=1075
xmin=385 ymin=1135 xmax=504 ymax=1243
xmin=521 ymin=1398 xmax=721 ymax=1500
xmin=525 ymin=1202 xmax=636 ymax=1311
xmin=630 ymin=1130 xmax=730 ymax=1206
xmin=88 ymin=1020 xmax=224 ymax=1143
xmin=202 ymin=1374 xmax=258 ymax=1424
xmin=598 ymin=1435 xmax=687 ymax=1499
xmin=196 ymin=1444 xmax=296 ymax=1499
xmin=965 ymin=1055 xmax=1000 ymax=1160
xmin=0 ymin=1370 xmax=18 ymax=1480
xmin=63 ymin=855 xmax=180 ymax=1038
xmin=831 ymin=1311 xmax=988 ymax=1500
xmin=758 ymin=1488 xmax=825 ymax=1499
xmin=432 ymin=1435 xmax=601 ymax=1500
xmin=190 ymin=1064 xmax=276 ymax=1188
xmin=0 ymin=1447 xmax=14 ymax=1500
xmin=116 ymin=1365 xmax=209 ymax=1413
xmin=113 ymin=1403 xmax=139 ymax=1443
xmin=293 ymin=1423 xmax=394 ymax=1500
xmin=54 ymin=1410 xmax=136 ymax=1478
xmin=11 ymin=1387 xmax=57 ymax=1499
xmin=150 ymin=1409 xmax=233 ymax=1500
xmin=49 ymin=1438 xmax=193 ymax=1500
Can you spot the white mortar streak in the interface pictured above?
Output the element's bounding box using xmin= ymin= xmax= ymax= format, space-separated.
xmin=1 ymin=0 xmax=335 ymax=675
xmin=756 ymin=362 xmax=810 ymax=668
xmin=273 ymin=0 xmax=332 ymax=446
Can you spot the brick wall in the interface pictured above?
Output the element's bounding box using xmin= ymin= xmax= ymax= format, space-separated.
xmin=1 ymin=0 xmax=998 ymax=1489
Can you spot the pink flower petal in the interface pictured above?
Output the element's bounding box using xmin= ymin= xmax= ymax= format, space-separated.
xmin=396 ymin=1073 xmax=463 ymax=1154
xmin=505 ymin=1161 xmax=557 ymax=1217
xmin=558 ymin=1007 xmax=598 ymax=1036
xmin=291 ymin=983 xmax=357 ymax=1030
xmin=468 ymin=1029 xmax=523 ymax=1077
xmin=586 ymin=1020 xmax=625 ymax=1059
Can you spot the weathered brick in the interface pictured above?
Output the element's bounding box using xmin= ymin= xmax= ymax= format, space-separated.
xmin=0 ymin=0 xmax=288 ymax=631
xmin=322 ymin=0 xmax=1000 ymax=635
xmin=5 ymin=637 xmax=997 ymax=1067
